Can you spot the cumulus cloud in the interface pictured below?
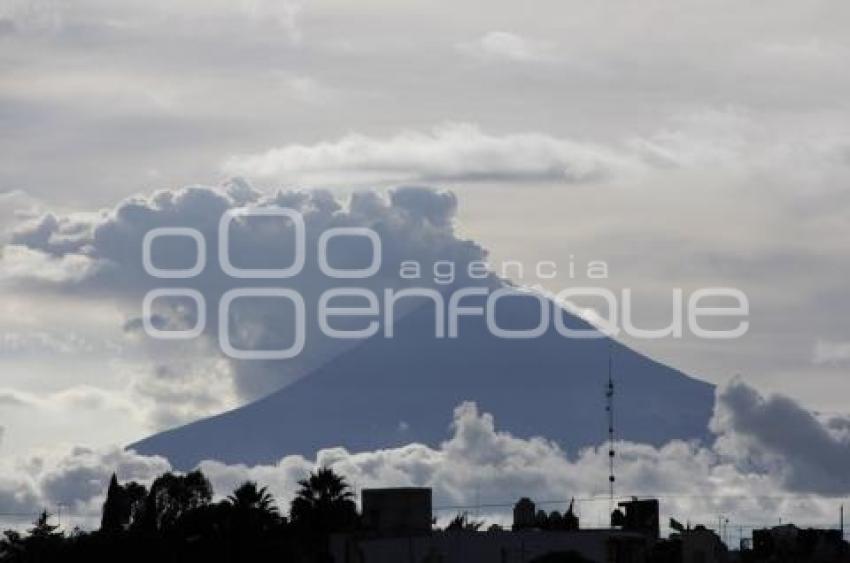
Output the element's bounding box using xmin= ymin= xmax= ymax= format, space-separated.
xmin=0 ymin=445 xmax=171 ymax=530
xmin=3 ymin=183 xmax=493 ymax=405
xmin=222 ymin=123 xmax=631 ymax=185
xmin=189 ymin=380 xmax=850 ymax=527
xmin=0 ymin=191 xmax=41 ymax=243
xmin=711 ymin=377 xmax=850 ymax=495
xmin=1 ymin=382 xmax=846 ymax=532
xmin=0 ymin=244 xmax=99 ymax=284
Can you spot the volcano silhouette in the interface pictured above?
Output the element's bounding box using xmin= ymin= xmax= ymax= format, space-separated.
xmin=130 ymin=293 xmax=714 ymax=470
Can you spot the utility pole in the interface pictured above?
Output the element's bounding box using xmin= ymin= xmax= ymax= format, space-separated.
xmin=841 ymin=504 xmax=844 ymax=542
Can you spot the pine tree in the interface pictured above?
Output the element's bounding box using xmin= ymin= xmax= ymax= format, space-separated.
xmin=101 ymin=473 xmax=129 ymax=532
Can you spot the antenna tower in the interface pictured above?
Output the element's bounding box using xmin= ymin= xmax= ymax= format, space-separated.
xmin=606 ymin=343 xmax=615 ymax=521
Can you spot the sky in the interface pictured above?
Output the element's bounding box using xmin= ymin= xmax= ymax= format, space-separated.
xmin=1 ymin=0 xmax=850 ymax=532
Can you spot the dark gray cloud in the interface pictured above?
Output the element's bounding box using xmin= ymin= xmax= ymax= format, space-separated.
xmin=712 ymin=378 xmax=850 ymax=495
xmin=5 ymin=184 xmax=493 ymax=401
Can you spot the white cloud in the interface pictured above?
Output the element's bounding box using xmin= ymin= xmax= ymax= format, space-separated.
xmin=458 ymin=31 xmax=555 ymax=63
xmin=222 ymin=113 xmax=850 ymax=190
xmin=127 ymin=353 xmax=239 ymax=430
xmin=1 ymin=382 xmax=847 ymax=532
xmin=223 ymin=123 xmax=632 ymax=185
xmin=0 ymin=330 xmax=97 ymax=355
xmin=0 ymin=445 xmax=171 ymax=530
xmin=0 ymin=191 xmax=41 ymax=243
xmin=0 ymin=245 xmax=99 ymax=283
xmin=813 ymin=340 xmax=850 ymax=364
xmin=0 ymin=386 xmax=134 ymax=414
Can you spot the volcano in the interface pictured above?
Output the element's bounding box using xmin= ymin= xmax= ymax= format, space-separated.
xmin=130 ymin=293 xmax=714 ymax=470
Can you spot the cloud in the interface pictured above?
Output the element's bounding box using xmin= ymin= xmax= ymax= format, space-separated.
xmin=222 ymin=123 xmax=631 ymax=185
xmin=2 ymin=384 xmax=847 ymax=532
xmin=128 ymin=353 xmax=238 ymax=429
xmin=711 ymin=377 xmax=850 ymax=495
xmin=0 ymin=245 xmax=99 ymax=284
xmin=197 ymin=382 xmax=850 ymax=525
xmin=0 ymin=3 xmax=848 ymax=526
xmin=3 ymin=184 xmax=493 ymax=406
xmin=0 ymin=445 xmax=171 ymax=530
xmin=3 ymin=0 xmax=849 ymax=208
xmin=0 ymin=386 xmax=134 ymax=414
xmin=813 ymin=340 xmax=850 ymax=364
xmin=222 ymin=114 xmax=849 ymax=189
xmin=0 ymin=191 xmax=41 ymax=242
xmin=458 ymin=31 xmax=555 ymax=63
xmin=0 ymin=329 xmax=101 ymax=356
xmin=0 ymin=0 xmax=303 ymax=39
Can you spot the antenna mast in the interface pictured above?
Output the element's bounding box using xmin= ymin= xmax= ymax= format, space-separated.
xmin=606 ymin=343 xmax=615 ymax=522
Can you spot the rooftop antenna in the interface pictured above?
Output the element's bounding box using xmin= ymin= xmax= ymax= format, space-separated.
xmin=605 ymin=342 xmax=615 ymax=523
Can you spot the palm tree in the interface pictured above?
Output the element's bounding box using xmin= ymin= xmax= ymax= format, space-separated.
xmin=289 ymin=467 xmax=357 ymax=543
xmin=223 ymin=480 xmax=281 ymax=560
xmin=227 ymin=481 xmax=279 ymax=516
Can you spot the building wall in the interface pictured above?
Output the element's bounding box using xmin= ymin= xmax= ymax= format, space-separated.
xmin=361 ymin=488 xmax=433 ymax=536
xmin=680 ymin=529 xmax=727 ymax=563
xmin=332 ymin=529 xmax=649 ymax=563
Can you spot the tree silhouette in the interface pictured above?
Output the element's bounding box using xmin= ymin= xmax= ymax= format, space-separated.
xmin=101 ymin=474 xmax=150 ymax=533
xmin=0 ymin=513 xmax=63 ymax=563
xmin=123 ymin=482 xmax=148 ymax=528
xmin=137 ymin=470 xmax=213 ymax=532
xmin=28 ymin=511 xmax=60 ymax=539
xmin=101 ymin=474 xmax=125 ymax=532
xmin=289 ymin=467 xmax=357 ymax=560
xmin=226 ymin=480 xmax=282 ymax=541
xmin=21 ymin=511 xmax=64 ymax=562
xmin=0 ymin=530 xmax=26 ymax=562
xmin=290 ymin=467 xmax=357 ymax=531
xmin=530 ymin=551 xmax=595 ymax=563
xmin=445 ymin=512 xmax=484 ymax=532
xmin=227 ymin=481 xmax=278 ymax=516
